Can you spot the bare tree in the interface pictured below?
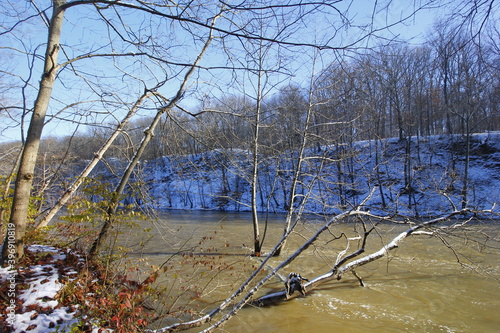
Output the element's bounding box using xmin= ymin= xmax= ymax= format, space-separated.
xmin=88 ymin=11 xmax=222 ymax=257
xmin=1 ymin=0 xmax=66 ymax=264
xmin=272 ymin=56 xmax=322 ymax=256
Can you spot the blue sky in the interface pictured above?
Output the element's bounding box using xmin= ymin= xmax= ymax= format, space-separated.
xmin=0 ymin=1 xmax=454 ymax=144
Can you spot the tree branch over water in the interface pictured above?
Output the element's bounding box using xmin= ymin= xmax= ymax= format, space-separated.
xmin=254 ymin=207 xmax=497 ymax=306
xmin=150 ymin=189 xmax=378 ymax=332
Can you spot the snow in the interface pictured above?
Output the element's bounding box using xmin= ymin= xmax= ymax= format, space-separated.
xmin=1 ymin=245 xmax=81 ymax=333
xmin=13 ymin=308 xmax=78 ymax=333
xmin=139 ymin=132 xmax=500 ymax=217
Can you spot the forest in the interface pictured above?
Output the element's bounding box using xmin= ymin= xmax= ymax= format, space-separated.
xmin=0 ymin=1 xmax=499 ymax=332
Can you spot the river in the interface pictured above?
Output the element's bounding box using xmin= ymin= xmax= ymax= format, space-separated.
xmin=122 ymin=211 xmax=500 ymax=333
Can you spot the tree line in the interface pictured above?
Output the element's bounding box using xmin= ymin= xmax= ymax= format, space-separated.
xmin=30 ymin=24 xmax=497 ymax=162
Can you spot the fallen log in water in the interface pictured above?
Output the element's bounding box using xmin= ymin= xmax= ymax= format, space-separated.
xmin=252 ymin=208 xmax=473 ymax=307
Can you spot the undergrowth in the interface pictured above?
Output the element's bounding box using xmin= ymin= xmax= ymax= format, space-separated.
xmin=58 ymin=256 xmax=159 ymax=332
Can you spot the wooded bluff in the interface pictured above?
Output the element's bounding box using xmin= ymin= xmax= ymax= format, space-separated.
xmin=64 ymin=132 xmax=500 ymax=218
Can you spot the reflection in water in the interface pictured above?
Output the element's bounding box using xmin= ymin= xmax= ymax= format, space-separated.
xmin=122 ymin=211 xmax=500 ymax=333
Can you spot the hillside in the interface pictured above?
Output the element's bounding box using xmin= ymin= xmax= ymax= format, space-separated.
xmin=141 ymin=132 xmax=500 ymax=217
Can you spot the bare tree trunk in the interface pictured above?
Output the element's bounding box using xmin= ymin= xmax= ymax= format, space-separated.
xmin=251 ymin=75 xmax=263 ymax=257
xmin=461 ymin=123 xmax=470 ymax=209
xmin=36 ymin=90 xmax=159 ymax=229
xmin=0 ymin=146 xmax=23 ymax=225
xmin=374 ymin=137 xmax=387 ymax=208
xmin=250 ymin=134 xmax=262 ymax=255
xmin=1 ymin=0 xmax=65 ymax=265
xmin=275 ymin=59 xmax=317 ymax=256
xmin=88 ymin=13 xmax=221 ymax=257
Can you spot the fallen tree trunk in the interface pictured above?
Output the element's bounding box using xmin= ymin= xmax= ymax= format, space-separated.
xmin=253 ymin=208 xmax=473 ymax=307
xmin=148 ymin=210 xmax=367 ymax=332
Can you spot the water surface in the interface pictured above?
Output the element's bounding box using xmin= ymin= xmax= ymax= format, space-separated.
xmin=123 ymin=211 xmax=499 ymax=333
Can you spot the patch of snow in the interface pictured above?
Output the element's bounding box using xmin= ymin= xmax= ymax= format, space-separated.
xmin=13 ymin=307 xmax=77 ymax=333
xmin=1 ymin=245 xmax=83 ymax=333
xmin=19 ymin=264 xmax=61 ymax=308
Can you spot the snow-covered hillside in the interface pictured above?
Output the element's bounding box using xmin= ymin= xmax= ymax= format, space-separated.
xmin=142 ymin=132 xmax=500 ymax=217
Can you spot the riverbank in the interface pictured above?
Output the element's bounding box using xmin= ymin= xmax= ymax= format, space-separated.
xmin=0 ymin=244 xmax=156 ymax=333
xmin=143 ymin=132 xmax=500 ymax=216
xmin=0 ymin=245 xmax=83 ymax=332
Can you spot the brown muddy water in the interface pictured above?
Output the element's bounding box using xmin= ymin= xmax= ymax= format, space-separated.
xmin=121 ymin=211 xmax=500 ymax=333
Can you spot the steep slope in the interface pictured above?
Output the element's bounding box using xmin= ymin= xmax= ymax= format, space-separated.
xmin=144 ymin=132 xmax=500 ymax=217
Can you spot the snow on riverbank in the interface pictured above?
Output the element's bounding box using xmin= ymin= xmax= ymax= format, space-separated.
xmin=143 ymin=132 xmax=500 ymax=217
xmin=0 ymin=245 xmax=84 ymax=332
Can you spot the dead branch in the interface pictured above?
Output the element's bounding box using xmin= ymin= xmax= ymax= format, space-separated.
xmin=195 ymin=188 xmax=379 ymax=332
xmin=254 ymin=208 xmax=473 ymax=307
